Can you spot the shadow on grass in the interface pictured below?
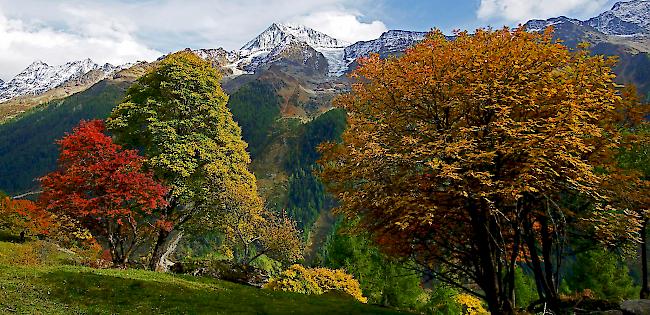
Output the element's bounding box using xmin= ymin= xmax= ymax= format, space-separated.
xmin=0 ymin=231 xmax=24 ymax=243
xmin=40 ymin=269 xmax=404 ymax=314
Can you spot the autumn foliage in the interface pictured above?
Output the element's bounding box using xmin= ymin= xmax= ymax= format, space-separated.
xmin=107 ymin=51 xmax=253 ymax=271
xmin=39 ymin=120 xmax=168 ymax=264
xmin=319 ymin=27 xmax=633 ymax=314
xmin=264 ymin=264 xmax=367 ymax=303
xmin=0 ymin=195 xmax=52 ymax=239
xmin=202 ymin=166 xmax=303 ymax=266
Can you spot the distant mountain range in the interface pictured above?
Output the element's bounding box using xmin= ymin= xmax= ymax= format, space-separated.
xmin=1 ymin=0 xmax=649 ymax=107
xmin=0 ymin=22 xmax=428 ymax=104
xmin=527 ymin=0 xmax=650 ymax=36
xmin=0 ymin=59 xmax=130 ymax=103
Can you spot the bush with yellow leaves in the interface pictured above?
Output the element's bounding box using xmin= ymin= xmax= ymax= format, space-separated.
xmin=455 ymin=293 xmax=489 ymax=315
xmin=263 ymin=264 xmax=367 ymax=303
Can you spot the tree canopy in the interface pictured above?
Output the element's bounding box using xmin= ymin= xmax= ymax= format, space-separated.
xmin=319 ymin=27 xmax=633 ymax=314
xmin=39 ymin=120 xmax=168 ymax=264
xmin=107 ymin=51 xmax=265 ymax=271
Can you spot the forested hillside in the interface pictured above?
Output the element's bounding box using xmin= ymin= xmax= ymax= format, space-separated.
xmin=0 ymin=80 xmax=129 ymax=194
xmin=0 ymin=71 xmax=344 ymax=236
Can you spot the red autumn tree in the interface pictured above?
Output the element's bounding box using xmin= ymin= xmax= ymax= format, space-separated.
xmin=39 ymin=120 xmax=168 ymax=265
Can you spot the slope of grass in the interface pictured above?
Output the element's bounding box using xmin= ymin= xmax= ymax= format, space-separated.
xmin=0 ymin=241 xmax=403 ymax=314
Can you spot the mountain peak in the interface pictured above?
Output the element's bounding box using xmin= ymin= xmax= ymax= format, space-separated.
xmin=27 ymin=60 xmax=49 ymax=69
xmin=239 ymin=22 xmax=347 ymax=57
xmin=343 ymin=30 xmax=428 ymax=67
xmin=586 ymin=0 xmax=650 ymax=35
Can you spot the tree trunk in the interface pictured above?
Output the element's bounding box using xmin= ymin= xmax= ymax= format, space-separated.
xmin=641 ymin=220 xmax=649 ymax=299
xmin=150 ymin=230 xmax=183 ymax=272
xmin=524 ymin=215 xmax=560 ymax=312
xmin=149 ymin=228 xmax=170 ymax=270
xmin=469 ymin=200 xmax=516 ymax=315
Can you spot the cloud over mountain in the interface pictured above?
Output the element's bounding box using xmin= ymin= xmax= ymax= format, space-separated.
xmin=0 ymin=5 xmax=161 ymax=80
xmin=477 ymin=0 xmax=613 ymax=23
xmin=290 ymin=10 xmax=387 ymax=43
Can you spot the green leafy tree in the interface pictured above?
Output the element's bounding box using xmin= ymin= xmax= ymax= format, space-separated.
xmin=513 ymin=267 xmax=538 ymax=310
xmin=107 ymin=51 xmax=253 ymax=271
xmin=566 ymin=249 xmax=638 ymax=301
xmin=322 ymin=222 xmax=425 ymax=309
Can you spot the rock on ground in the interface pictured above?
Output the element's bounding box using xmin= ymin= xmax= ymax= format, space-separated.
xmin=621 ymin=299 xmax=650 ymax=315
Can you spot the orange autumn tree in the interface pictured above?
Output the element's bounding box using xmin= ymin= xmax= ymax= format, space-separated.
xmin=40 ymin=120 xmax=168 ymax=265
xmin=319 ymin=27 xmax=630 ymax=315
xmin=0 ymin=193 xmax=52 ymax=241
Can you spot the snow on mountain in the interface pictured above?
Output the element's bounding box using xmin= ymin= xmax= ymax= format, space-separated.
xmin=524 ymin=16 xmax=582 ymax=32
xmin=193 ymin=24 xmax=432 ymax=77
xmin=343 ymin=30 xmax=428 ymax=66
xmin=585 ymin=0 xmax=650 ymax=36
xmin=525 ymin=1 xmax=649 ymax=36
xmin=236 ymin=23 xmax=348 ymax=75
xmin=240 ymin=23 xmax=347 ymax=56
xmin=193 ymin=48 xmax=239 ymax=64
xmin=0 ymin=59 xmax=127 ymax=103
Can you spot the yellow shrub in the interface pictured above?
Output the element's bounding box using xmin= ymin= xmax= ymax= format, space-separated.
xmin=455 ymin=293 xmax=489 ymax=315
xmin=263 ymin=264 xmax=368 ymax=303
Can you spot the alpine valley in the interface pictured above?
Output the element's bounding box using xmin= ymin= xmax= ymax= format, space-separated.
xmin=1 ymin=0 xmax=649 ymax=262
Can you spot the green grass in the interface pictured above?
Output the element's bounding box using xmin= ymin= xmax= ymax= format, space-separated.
xmin=0 ymin=241 xmax=404 ymax=314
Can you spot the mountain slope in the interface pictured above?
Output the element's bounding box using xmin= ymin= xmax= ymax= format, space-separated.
xmin=343 ymin=30 xmax=428 ymax=72
xmin=0 ymin=63 xmax=152 ymax=193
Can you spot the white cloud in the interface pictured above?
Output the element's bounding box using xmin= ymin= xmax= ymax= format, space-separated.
xmin=0 ymin=5 xmax=161 ymax=80
xmin=0 ymin=0 xmax=382 ymax=80
xmin=477 ymin=0 xmax=612 ymax=23
xmin=290 ymin=10 xmax=387 ymax=43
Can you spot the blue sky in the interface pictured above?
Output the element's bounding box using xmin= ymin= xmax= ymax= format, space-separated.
xmin=0 ymin=0 xmax=618 ymax=80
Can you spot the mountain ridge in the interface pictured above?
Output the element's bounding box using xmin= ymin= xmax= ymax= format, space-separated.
xmin=526 ymin=0 xmax=650 ymax=37
xmin=2 ymin=0 xmax=649 ymax=106
xmin=0 ymin=59 xmax=130 ymax=103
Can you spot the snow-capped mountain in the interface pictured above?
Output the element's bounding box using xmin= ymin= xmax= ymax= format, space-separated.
xmin=193 ymin=48 xmax=238 ymax=64
xmin=0 ymin=59 xmax=128 ymax=103
xmin=526 ymin=0 xmax=649 ymax=36
xmin=240 ymin=23 xmax=347 ymax=56
xmin=344 ymin=30 xmax=428 ymax=66
xmin=236 ymin=23 xmax=348 ymax=75
xmin=586 ymin=0 xmax=650 ymax=35
xmin=192 ymin=24 xmax=429 ymax=77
